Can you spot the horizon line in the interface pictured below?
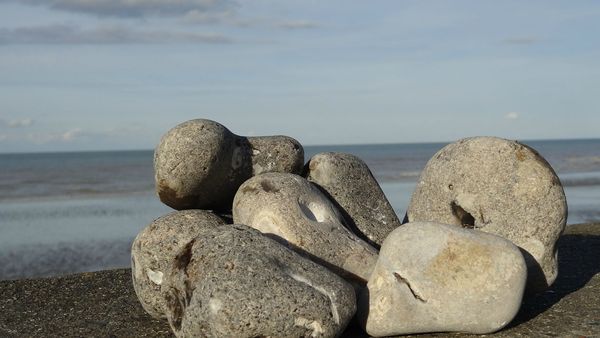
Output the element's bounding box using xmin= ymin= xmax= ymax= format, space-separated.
xmin=1 ymin=136 xmax=599 ymax=156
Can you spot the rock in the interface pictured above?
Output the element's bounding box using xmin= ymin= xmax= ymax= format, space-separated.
xmin=131 ymin=210 xmax=226 ymax=319
xmin=305 ymin=152 xmax=401 ymax=247
xmin=359 ymin=221 xmax=527 ymax=336
xmin=154 ymin=119 xmax=304 ymax=212
xmin=233 ymin=173 xmax=379 ymax=283
xmin=163 ymin=224 xmax=356 ymax=338
xmin=405 ymin=137 xmax=567 ymax=292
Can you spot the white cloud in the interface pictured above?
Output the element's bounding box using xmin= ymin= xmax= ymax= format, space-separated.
xmin=505 ymin=112 xmax=519 ymax=120
xmin=7 ymin=118 xmax=35 ymax=128
xmin=0 ymin=0 xmax=234 ymax=18
xmin=25 ymin=128 xmax=84 ymax=144
xmin=0 ymin=24 xmax=232 ymax=45
xmin=61 ymin=128 xmax=82 ymax=141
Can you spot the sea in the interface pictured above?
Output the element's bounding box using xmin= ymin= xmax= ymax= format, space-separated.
xmin=1 ymin=139 xmax=599 ymax=280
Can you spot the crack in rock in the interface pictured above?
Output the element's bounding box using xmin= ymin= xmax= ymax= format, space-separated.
xmin=393 ymin=272 xmax=427 ymax=303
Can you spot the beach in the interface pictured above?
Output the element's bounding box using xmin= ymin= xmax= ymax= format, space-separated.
xmin=1 ymin=222 xmax=598 ymax=337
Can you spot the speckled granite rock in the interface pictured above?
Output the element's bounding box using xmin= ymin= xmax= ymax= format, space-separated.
xmin=131 ymin=210 xmax=225 ymax=319
xmin=305 ymin=152 xmax=401 ymax=247
xmin=406 ymin=137 xmax=567 ymax=293
xmin=233 ymin=173 xmax=378 ymax=283
xmin=0 ymin=224 xmax=598 ymax=338
xmin=154 ymin=119 xmax=304 ymax=212
xmin=359 ymin=222 xmax=527 ymax=336
xmin=163 ymin=224 xmax=356 ymax=338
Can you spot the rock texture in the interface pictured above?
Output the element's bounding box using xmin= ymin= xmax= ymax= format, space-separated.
xmin=359 ymin=221 xmax=527 ymax=337
xmin=163 ymin=224 xmax=356 ymax=338
xmin=233 ymin=173 xmax=379 ymax=283
xmin=405 ymin=137 xmax=567 ymax=292
xmin=131 ymin=210 xmax=225 ymax=319
xmin=305 ymin=152 xmax=401 ymax=247
xmin=154 ymin=119 xmax=304 ymax=212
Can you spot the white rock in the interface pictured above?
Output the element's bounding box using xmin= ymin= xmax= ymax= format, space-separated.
xmin=233 ymin=172 xmax=378 ymax=283
xmin=359 ymin=221 xmax=527 ymax=336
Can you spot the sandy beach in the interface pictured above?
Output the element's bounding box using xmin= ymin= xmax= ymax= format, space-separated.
xmin=1 ymin=223 xmax=598 ymax=337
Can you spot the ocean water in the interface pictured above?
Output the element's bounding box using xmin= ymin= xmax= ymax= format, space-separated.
xmin=1 ymin=139 xmax=599 ymax=279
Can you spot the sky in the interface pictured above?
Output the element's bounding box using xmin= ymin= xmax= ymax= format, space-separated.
xmin=0 ymin=0 xmax=599 ymax=153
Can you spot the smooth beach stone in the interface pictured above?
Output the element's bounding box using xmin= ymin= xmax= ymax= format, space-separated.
xmin=154 ymin=119 xmax=304 ymax=212
xmin=163 ymin=224 xmax=356 ymax=338
xmin=131 ymin=210 xmax=226 ymax=319
xmin=233 ymin=173 xmax=378 ymax=283
xmin=359 ymin=221 xmax=527 ymax=336
xmin=406 ymin=136 xmax=567 ymax=292
xmin=305 ymin=152 xmax=401 ymax=247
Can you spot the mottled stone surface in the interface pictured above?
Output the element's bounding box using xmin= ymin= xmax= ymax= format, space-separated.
xmin=0 ymin=224 xmax=598 ymax=338
xmin=406 ymin=137 xmax=567 ymax=293
xmin=154 ymin=119 xmax=304 ymax=212
xmin=359 ymin=222 xmax=527 ymax=336
xmin=163 ymin=224 xmax=356 ymax=338
xmin=233 ymin=173 xmax=378 ymax=283
xmin=305 ymin=152 xmax=401 ymax=247
xmin=131 ymin=210 xmax=225 ymax=319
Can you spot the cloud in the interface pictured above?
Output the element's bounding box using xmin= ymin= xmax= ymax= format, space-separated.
xmin=1 ymin=0 xmax=234 ymax=18
xmin=60 ymin=128 xmax=81 ymax=141
xmin=7 ymin=118 xmax=35 ymax=128
xmin=24 ymin=128 xmax=84 ymax=144
xmin=505 ymin=112 xmax=519 ymax=120
xmin=502 ymin=37 xmax=538 ymax=45
xmin=182 ymin=8 xmax=236 ymax=24
xmin=0 ymin=134 xmax=7 ymax=141
xmin=276 ymin=20 xmax=319 ymax=30
xmin=0 ymin=24 xmax=232 ymax=44
xmin=0 ymin=117 xmax=35 ymax=128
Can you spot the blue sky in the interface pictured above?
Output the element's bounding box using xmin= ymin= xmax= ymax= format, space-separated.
xmin=0 ymin=0 xmax=599 ymax=153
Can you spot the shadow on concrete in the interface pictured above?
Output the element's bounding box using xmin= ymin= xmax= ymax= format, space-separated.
xmin=508 ymin=231 xmax=600 ymax=327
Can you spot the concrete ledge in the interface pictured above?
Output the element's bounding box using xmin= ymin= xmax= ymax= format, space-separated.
xmin=1 ymin=223 xmax=598 ymax=337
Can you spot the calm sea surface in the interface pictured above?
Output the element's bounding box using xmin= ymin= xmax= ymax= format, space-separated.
xmin=1 ymin=139 xmax=599 ymax=279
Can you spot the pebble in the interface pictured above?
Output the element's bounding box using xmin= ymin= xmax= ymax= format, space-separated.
xmin=163 ymin=224 xmax=356 ymax=338
xmin=131 ymin=210 xmax=225 ymax=319
xmin=154 ymin=119 xmax=304 ymax=211
xmin=232 ymin=172 xmax=378 ymax=283
xmin=359 ymin=221 xmax=527 ymax=336
xmin=305 ymin=152 xmax=401 ymax=247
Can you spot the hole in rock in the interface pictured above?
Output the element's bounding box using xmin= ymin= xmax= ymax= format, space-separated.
xmin=450 ymin=201 xmax=475 ymax=229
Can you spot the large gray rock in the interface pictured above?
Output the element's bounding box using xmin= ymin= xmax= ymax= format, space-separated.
xmin=305 ymin=152 xmax=401 ymax=247
xmin=163 ymin=224 xmax=356 ymax=338
xmin=131 ymin=210 xmax=226 ymax=319
xmin=154 ymin=119 xmax=304 ymax=212
xmin=359 ymin=221 xmax=527 ymax=336
xmin=406 ymin=137 xmax=567 ymax=292
xmin=233 ymin=173 xmax=378 ymax=283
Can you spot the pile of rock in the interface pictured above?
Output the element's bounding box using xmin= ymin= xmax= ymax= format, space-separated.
xmin=131 ymin=119 xmax=567 ymax=337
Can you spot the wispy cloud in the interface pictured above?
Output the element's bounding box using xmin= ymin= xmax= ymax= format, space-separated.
xmin=502 ymin=37 xmax=538 ymax=45
xmin=276 ymin=20 xmax=319 ymax=30
xmin=26 ymin=128 xmax=84 ymax=143
xmin=0 ymin=0 xmax=234 ymax=18
xmin=505 ymin=112 xmax=519 ymax=120
xmin=0 ymin=117 xmax=35 ymax=128
xmin=0 ymin=24 xmax=232 ymax=44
